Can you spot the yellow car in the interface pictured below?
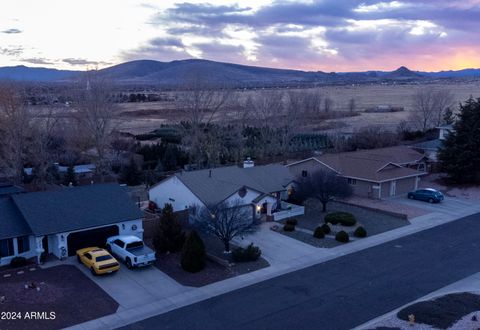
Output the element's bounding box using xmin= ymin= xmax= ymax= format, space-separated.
xmin=76 ymin=247 xmax=120 ymax=275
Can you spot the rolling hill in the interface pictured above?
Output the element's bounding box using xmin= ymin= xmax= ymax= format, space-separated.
xmin=0 ymin=59 xmax=479 ymax=87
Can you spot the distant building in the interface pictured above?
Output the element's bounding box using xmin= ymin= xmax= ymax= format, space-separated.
xmin=287 ymin=146 xmax=427 ymax=199
xmin=412 ymin=124 xmax=454 ymax=162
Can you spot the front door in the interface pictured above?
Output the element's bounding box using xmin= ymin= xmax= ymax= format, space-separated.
xmin=42 ymin=236 xmax=49 ymax=254
xmin=390 ymin=180 xmax=397 ymax=196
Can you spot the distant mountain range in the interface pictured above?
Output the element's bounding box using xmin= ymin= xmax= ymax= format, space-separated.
xmin=1 ymin=59 xmax=479 ymax=87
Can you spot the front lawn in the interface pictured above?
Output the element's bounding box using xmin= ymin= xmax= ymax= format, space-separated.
xmin=0 ymin=265 xmax=118 ymax=330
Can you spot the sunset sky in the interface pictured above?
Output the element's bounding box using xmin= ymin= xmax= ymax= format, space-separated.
xmin=1 ymin=0 xmax=479 ymax=72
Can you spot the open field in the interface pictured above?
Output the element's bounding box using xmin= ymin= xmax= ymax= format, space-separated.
xmin=28 ymin=81 xmax=480 ymax=135
xmin=112 ymin=81 xmax=480 ymax=135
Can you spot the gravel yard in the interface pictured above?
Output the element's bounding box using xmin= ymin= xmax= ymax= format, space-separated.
xmin=149 ymin=233 xmax=269 ymax=287
xmin=0 ymin=265 xmax=118 ymax=330
xmin=154 ymin=252 xmax=269 ymax=287
xmin=279 ymin=229 xmax=343 ymax=248
xmin=297 ymin=201 xmax=410 ymax=236
xmin=366 ymin=292 xmax=480 ymax=330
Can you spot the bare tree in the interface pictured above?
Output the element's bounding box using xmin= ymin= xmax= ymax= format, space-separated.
xmin=0 ymin=82 xmax=31 ymax=184
xmin=294 ymin=169 xmax=353 ymax=212
xmin=348 ymin=98 xmax=356 ymax=113
xmin=176 ymin=75 xmax=232 ymax=167
xmin=72 ymin=71 xmax=118 ymax=180
xmin=30 ymin=110 xmax=62 ymax=190
xmin=324 ymin=97 xmax=334 ymax=113
xmin=191 ymin=200 xmax=258 ymax=252
xmin=248 ymin=90 xmax=285 ymax=157
xmin=410 ymin=88 xmax=454 ymax=132
xmin=304 ymin=89 xmax=323 ymax=114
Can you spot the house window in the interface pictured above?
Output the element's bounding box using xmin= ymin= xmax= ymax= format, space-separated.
xmin=301 ymin=170 xmax=308 ymax=177
xmin=0 ymin=238 xmax=14 ymax=257
xmin=17 ymin=236 xmax=30 ymax=254
xmin=347 ymin=178 xmax=357 ymax=185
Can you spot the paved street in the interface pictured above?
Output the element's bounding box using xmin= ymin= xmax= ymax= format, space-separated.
xmin=121 ymin=212 xmax=480 ymax=330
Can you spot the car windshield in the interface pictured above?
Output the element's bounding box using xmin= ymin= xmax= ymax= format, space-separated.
xmin=126 ymin=241 xmax=143 ymax=250
xmin=96 ymin=255 xmax=113 ymax=262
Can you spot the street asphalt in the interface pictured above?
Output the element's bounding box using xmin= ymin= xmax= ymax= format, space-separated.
xmin=120 ymin=212 xmax=480 ymax=330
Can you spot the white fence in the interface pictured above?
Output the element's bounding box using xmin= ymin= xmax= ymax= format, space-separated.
xmin=272 ymin=203 xmax=305 ymax=221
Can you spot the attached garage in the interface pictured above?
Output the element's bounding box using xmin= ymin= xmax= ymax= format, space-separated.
xmin=67 ymin=225 xmax=119 ymax=256
xmin=10 ymin=184 xmax=145 ymax=262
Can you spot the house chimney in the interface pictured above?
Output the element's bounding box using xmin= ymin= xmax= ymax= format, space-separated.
xmin=243 ymin=157 xmax=254 ymax=168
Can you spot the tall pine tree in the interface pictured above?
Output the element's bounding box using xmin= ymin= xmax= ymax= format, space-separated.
xmin=439 ymin=97 xmax=480 ymax=183
xmin=181 ymin=230 xmax=206 ymax=273
xmin=153 ymin=203 xmax=185 ymax=253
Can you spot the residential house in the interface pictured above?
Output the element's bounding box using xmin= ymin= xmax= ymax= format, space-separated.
xmin=149 ymin=163 xmax=302 ymax=221
xmin=413 ymin=124 xmax=454 ymax=162
xmin=287 ymin=146 xmax=427 ymax=199
xmin=0 ymin=184 xmax=143 ymax=266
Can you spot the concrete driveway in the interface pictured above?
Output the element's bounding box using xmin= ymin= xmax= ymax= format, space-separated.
xmin=388 ymin=194 xmax=477 ymax=216
xmin=62 ymin=257 xmax=190 ymax=311
xmin=233 ymin=222 xmax=324 ymax=266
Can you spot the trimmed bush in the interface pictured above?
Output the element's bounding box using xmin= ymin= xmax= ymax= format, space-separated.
xmin=313 ymin=227 xmax=325 ymax=239
xmin=283 ymin=224 xmax=295 ymax=232
xmin=286 ymin=218 xmax=298 ymax=226
xmin=10 ymin=256 xmax=27 ymax=268
xmin=325 ymin=212 xmax=357 ymax=226
xmin=354 ymin=226 xmax=367 ymax=238
xmin=335 ymin=230 xmax=350 ymax=243
xmin=321 ymin=223 xmax=331 ymax=234
xmin=232 ymin=243 xmax=262 ymax=262
xmin=181 ymin=230 xmax=206 ymax=273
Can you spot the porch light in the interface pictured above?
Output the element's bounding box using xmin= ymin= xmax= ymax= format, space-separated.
xmin=256 ymin=205 xmax=262 ymax=212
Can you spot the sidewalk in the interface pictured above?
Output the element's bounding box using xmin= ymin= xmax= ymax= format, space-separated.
xmin=67 ymin=202 xmax=480 ymax=330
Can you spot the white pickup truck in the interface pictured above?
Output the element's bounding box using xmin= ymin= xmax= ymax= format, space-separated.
xmin=106 ymin=235 xmax=156 ymax=269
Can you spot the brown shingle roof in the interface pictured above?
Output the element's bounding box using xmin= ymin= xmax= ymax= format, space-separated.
xmin=313 ymin=146 xmax=426 ymax=182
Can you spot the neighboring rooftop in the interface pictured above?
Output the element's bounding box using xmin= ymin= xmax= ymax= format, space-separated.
xmin=289 ymin=146 xmax=427 ymax=182
xmin=0 ymin=198 xmax=31 ymax=240
xmin=11 ymin=184 xmax=143 ymax=236
xmin=413 ymin=139 xmax=443 ymax=151
xmin=173 ymin=164 xmax=294 ymax=206
xmin=0 ymin=184 xmax=25 ymax=198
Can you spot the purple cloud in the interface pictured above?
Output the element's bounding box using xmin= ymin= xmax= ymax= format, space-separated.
xmin=125 ymin=0 xmax=480 ymax=71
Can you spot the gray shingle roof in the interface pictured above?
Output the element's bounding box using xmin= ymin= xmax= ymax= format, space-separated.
xmin=0 ymin=184 xmax=25 ymax=197
xmin=12 ymin=184 xmax=143 ymax=236
xmin=0 ymin=198 xmax=32 ymax=240
xmin=413 ymin=139 xmax=443 ymax=151
xmin=175 ymin=164 xmax=294 ymax=206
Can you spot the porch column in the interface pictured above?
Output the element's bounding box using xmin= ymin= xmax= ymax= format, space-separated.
xmin=35 ymin=236 xmax=44 ymax=264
